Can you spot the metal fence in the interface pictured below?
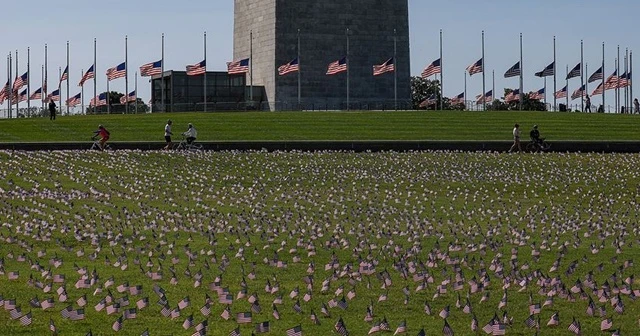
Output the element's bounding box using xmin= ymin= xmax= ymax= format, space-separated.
xmin=1 ymin=101 xmax=637 ymax=118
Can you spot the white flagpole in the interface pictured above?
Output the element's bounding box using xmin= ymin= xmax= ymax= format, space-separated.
xmin=94 ymin=38 xmax=97 ymax=114
xmin=161 ymin=33 xmax=165 ymax=112
xmin=394 ymin=29 xmax=398 ymax=111
xmin=204 ymin=31 xmax=207 ymax=112
xmin=135 ymin=71 xmax=138 ymax=113
xmin=125 ymin=36 xmax=128 ymax=114
xmin=81 ymin=69 xmax=84 ymax=114
xmin=250 ymin=30 xmax=254 ymax=105
xmin=66 ymin=41 xmax=70 ymax=115
xmin=519 ymin=33 xmax=523 ymax=111
xmin=580 ymin=40 xmax=584 ymax=112
xmin=27 ymin=47 xmax=30 ymax=113
xmin=464 ymin=71 xmax=467 ymax=110
xmin=482 ymin=30 xmax=486 ymax=111
xmin=439 ymin=29 xmax=443 ymax=110
xmin=346 ymin=27 xmax=350 ymax=111
xmin=297 ymin=29 xmax=301 ymax=108
xmin=15 ymin=50 xmax=19 ymax=117
xmin=553 ymin=36 xmax=557 ymax=111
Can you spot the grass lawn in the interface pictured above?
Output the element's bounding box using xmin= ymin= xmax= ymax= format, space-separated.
xmin=0 ymin=111 xmax=639 ymax=142
xmin=0 ymin=150 xmax=638 ymax=335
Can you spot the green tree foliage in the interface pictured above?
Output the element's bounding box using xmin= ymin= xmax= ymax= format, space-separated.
xmin=490 ymin=89 xmax=547 ymax=111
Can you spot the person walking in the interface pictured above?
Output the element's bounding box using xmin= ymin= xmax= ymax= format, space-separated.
xmin=508 ymin=123 xmax=521 ymax=153
xmin=48 ymin=100 xmax=57 ymax=120
xmin=634 ymin=98 xmax=639 ymax=114
xmin=584 ymin=95 xmax=591 ymax=113
xmin=163 ymin=120 xmax=173 ymax=150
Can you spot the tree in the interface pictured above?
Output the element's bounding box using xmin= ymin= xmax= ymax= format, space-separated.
xmin=493 ymin=89 xmax=547 ymax=111
xmin=412 ymin=76 xmax=440 ymax=110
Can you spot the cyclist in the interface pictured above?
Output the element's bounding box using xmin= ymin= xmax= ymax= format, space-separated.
xmin=182 ymin=123 xmax=198 ymax=145
xmin=92 ymin=125 xmax=110 ymax=151
xmin=530 ymin=125 xmax=541 ymax=145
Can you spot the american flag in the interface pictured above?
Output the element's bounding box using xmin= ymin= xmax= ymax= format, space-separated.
xmin=571 ymin=84 xmax=586 ymax=100
xmin=46 ymin=89 xmax=61 ymax=102
xmin=59 ymin=66 xmax=69 ymax=84
xmin=13 ymin=72 xmax=29 ymax=91
xmin=107 ymin=62 xmax=127 ymax=81
xmin=466 ymin=58 xmax=483 ymax=76
xmin=17 ymin=89 xmax=28 ymax=103
xmin=442 ymin=319 xmax=454 ymax=336
xmin=529 ymin=88 xmax=545 ymax=100
xmin=591 ymin=82 xmax=604 ymax=96
xmin=477 ymin=89 xmax=493 ymax=103
xmin=286 ymin=325 xmax=302 ymax=336
xmin=326 ymin=57 xmax=348 ymax=75
xmin=236 ymin=312 xmax=252 ymax=323
xmin=227 ymin=58 xmax=250 ymax=74
xmin=66 ymin=93 xmax=81 ymax=107
xmin=604 ymin=71 xmax=620 ymax=90
xmin=535 ymin=61 xmax=555 ymax=77
xmin=554 ymin=85 xmax=568 ymax=99
xmin=394 ymin=320 xmax=407 ymax=335
xmin=617 ymin=72 xmax=630 ymax=88
xmin=601 ymin=318 xmax=613 ymax=330
xmin=140 ymin=60 xmax=163 ymax=77
xmin=568 ymin=318 xmax=581 ymax=334
xmin=255 ymin=321 xmax=270 ymax=333
xmin=566 ymin=63 xmax=581 ymax=79
xmin=112 ymin=315 xmax=123 ymax=331
xmin=29 ymin=87 xmax=42 ymax=101
xmin=588 ymin=66 xmax=604 ymax=83
xmin=504 ymin=61 xmax=521 ymax=78
xmin=421 ymin=58 xmax=441 ymax=78
xmin=186 ymin=60 xmax=206 ymax=76
xmin=19 ymin=311 xmax=32 ymax=326
xmin=90 ymin=93 xmax=108 ymax=107
xmin=505 ymin=89 xmax=520 ymax=103
xmin=79 ymin=65 xmax=95 ymax=86
xmin=373 ymin=57 xmax=395 ymax=76
xmin=450 ymin=92 xmax=465 ymax=105
xmin=0 ymin=81 xmax=9 ymax=103
xmin=120 ymin=91 xmax=136 ymax=104
xmin=278 ymin=58 xmax=299 ymax=76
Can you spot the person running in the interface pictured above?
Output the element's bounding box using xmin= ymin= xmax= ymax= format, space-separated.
xmin=92 ymin=125 xmax=110 ymax=151
xmin=509 ymin=123 xmax=521 ymax=153
xmin=49 ymin=100 xmax=57 ymax=120
xmin=182 ymin=123 xmax=198 ymax=145
xmin=164 ymin=120 xmax=173 ymax=150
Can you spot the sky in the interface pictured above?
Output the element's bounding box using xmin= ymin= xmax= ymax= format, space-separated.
xmin=1 ymin=0 xmax=637 ymax=111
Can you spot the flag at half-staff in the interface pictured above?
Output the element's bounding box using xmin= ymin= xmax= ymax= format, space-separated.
xmin=186 ymin=60 xmax=206 ymax=76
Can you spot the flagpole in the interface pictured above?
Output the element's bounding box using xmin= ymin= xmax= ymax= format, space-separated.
xmin=439 ymin=29 xmax=443 ymax=111
xmin=492 ymin=70 xmax=495 ymax=107
xmin=15 ymin=50 xmax=19 ymax=117
xmin=544 ymin=77 xmax=547 ymax=106
xmin=250 ymin=30 xmax=254 ymax=105
xmin=631 ymin=51 xmax=634 ymax=114
xmin=464 ymin=71 xmax=467 ymax=110
xmin=297 ymin=28 xmax=301 ymax=108
xmin=602 ymin=43 xmax=605 ymax=112
xmin=125 ymin=35 xmax=129 ymax=114
xmin=135 ymin=71 xmax=138 ymax=113
xmin=553 ymin=36 xmax=557 ymax=111
xmin=81 ymin=69 xmax=84 ymax=114
xmin=107 ymin=71 xmax=110 ymax=115
xmin=161 ymin=33 xmax=165 ymax=112
xmin=204 ymin=31 xmax=207 ymax=112
xmin=27 ymin=47 xmax=30 ymax=113
xmin=566 ymin=65 xmax=569 ymax=110
xmin=580 ymin=40 xmax=584 ymax=112
xmin=585 ymin=63 xmax=588 ymax=111
xmin=519 ymin=33 xmax=524 ymax=110
xmin=6 ymin=54 xmax=10 ymax=118
xmin=394 ymin=28 xmax=398 ymax=111
xmin=94 ymin=38 xmax=97 ymax=115
xmin=44 ymin=43 xmax=48 ymax=110
xmin=482 ymin=30 xmax=486 ymax=111
xmin=346 ymin=27 xmax=350 ymax=111
xmin=625 ymin=48 xmax=629 ymax=112
xmin=617 ymin=45 xmax=620 ymax=113
xmin=41 ymin=65 xmax=44 ymax=112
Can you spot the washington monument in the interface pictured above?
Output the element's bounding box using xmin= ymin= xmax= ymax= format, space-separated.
xmin=234 ymin=0 xmax=410 ymax=110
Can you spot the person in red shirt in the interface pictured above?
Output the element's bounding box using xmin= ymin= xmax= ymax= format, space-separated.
xmin=92 ymin=125 xmax=110 ymax=150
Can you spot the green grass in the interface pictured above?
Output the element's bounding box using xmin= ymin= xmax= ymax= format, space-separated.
xmin=0 ymin=111 xmax=639 ymax=142
xmin=0 ymin=150 xmax=639 ymax=335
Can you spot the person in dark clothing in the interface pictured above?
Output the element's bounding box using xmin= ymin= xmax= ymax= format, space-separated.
xmin=48 ymin=101 xmax=57 ymax=120
xmin=584 ymin=95 xmax=591 ymax=113
xmin=530 ymin=125 xmax=541 ymax=145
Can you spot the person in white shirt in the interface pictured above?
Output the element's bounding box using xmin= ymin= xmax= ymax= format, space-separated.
xmin=182 ymin=123 xmax=198 ymax=144
xmin=164 ymin=120 xmax=173 ymax=150
xmin=508 ymin=123 xmax=521 ymax=153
